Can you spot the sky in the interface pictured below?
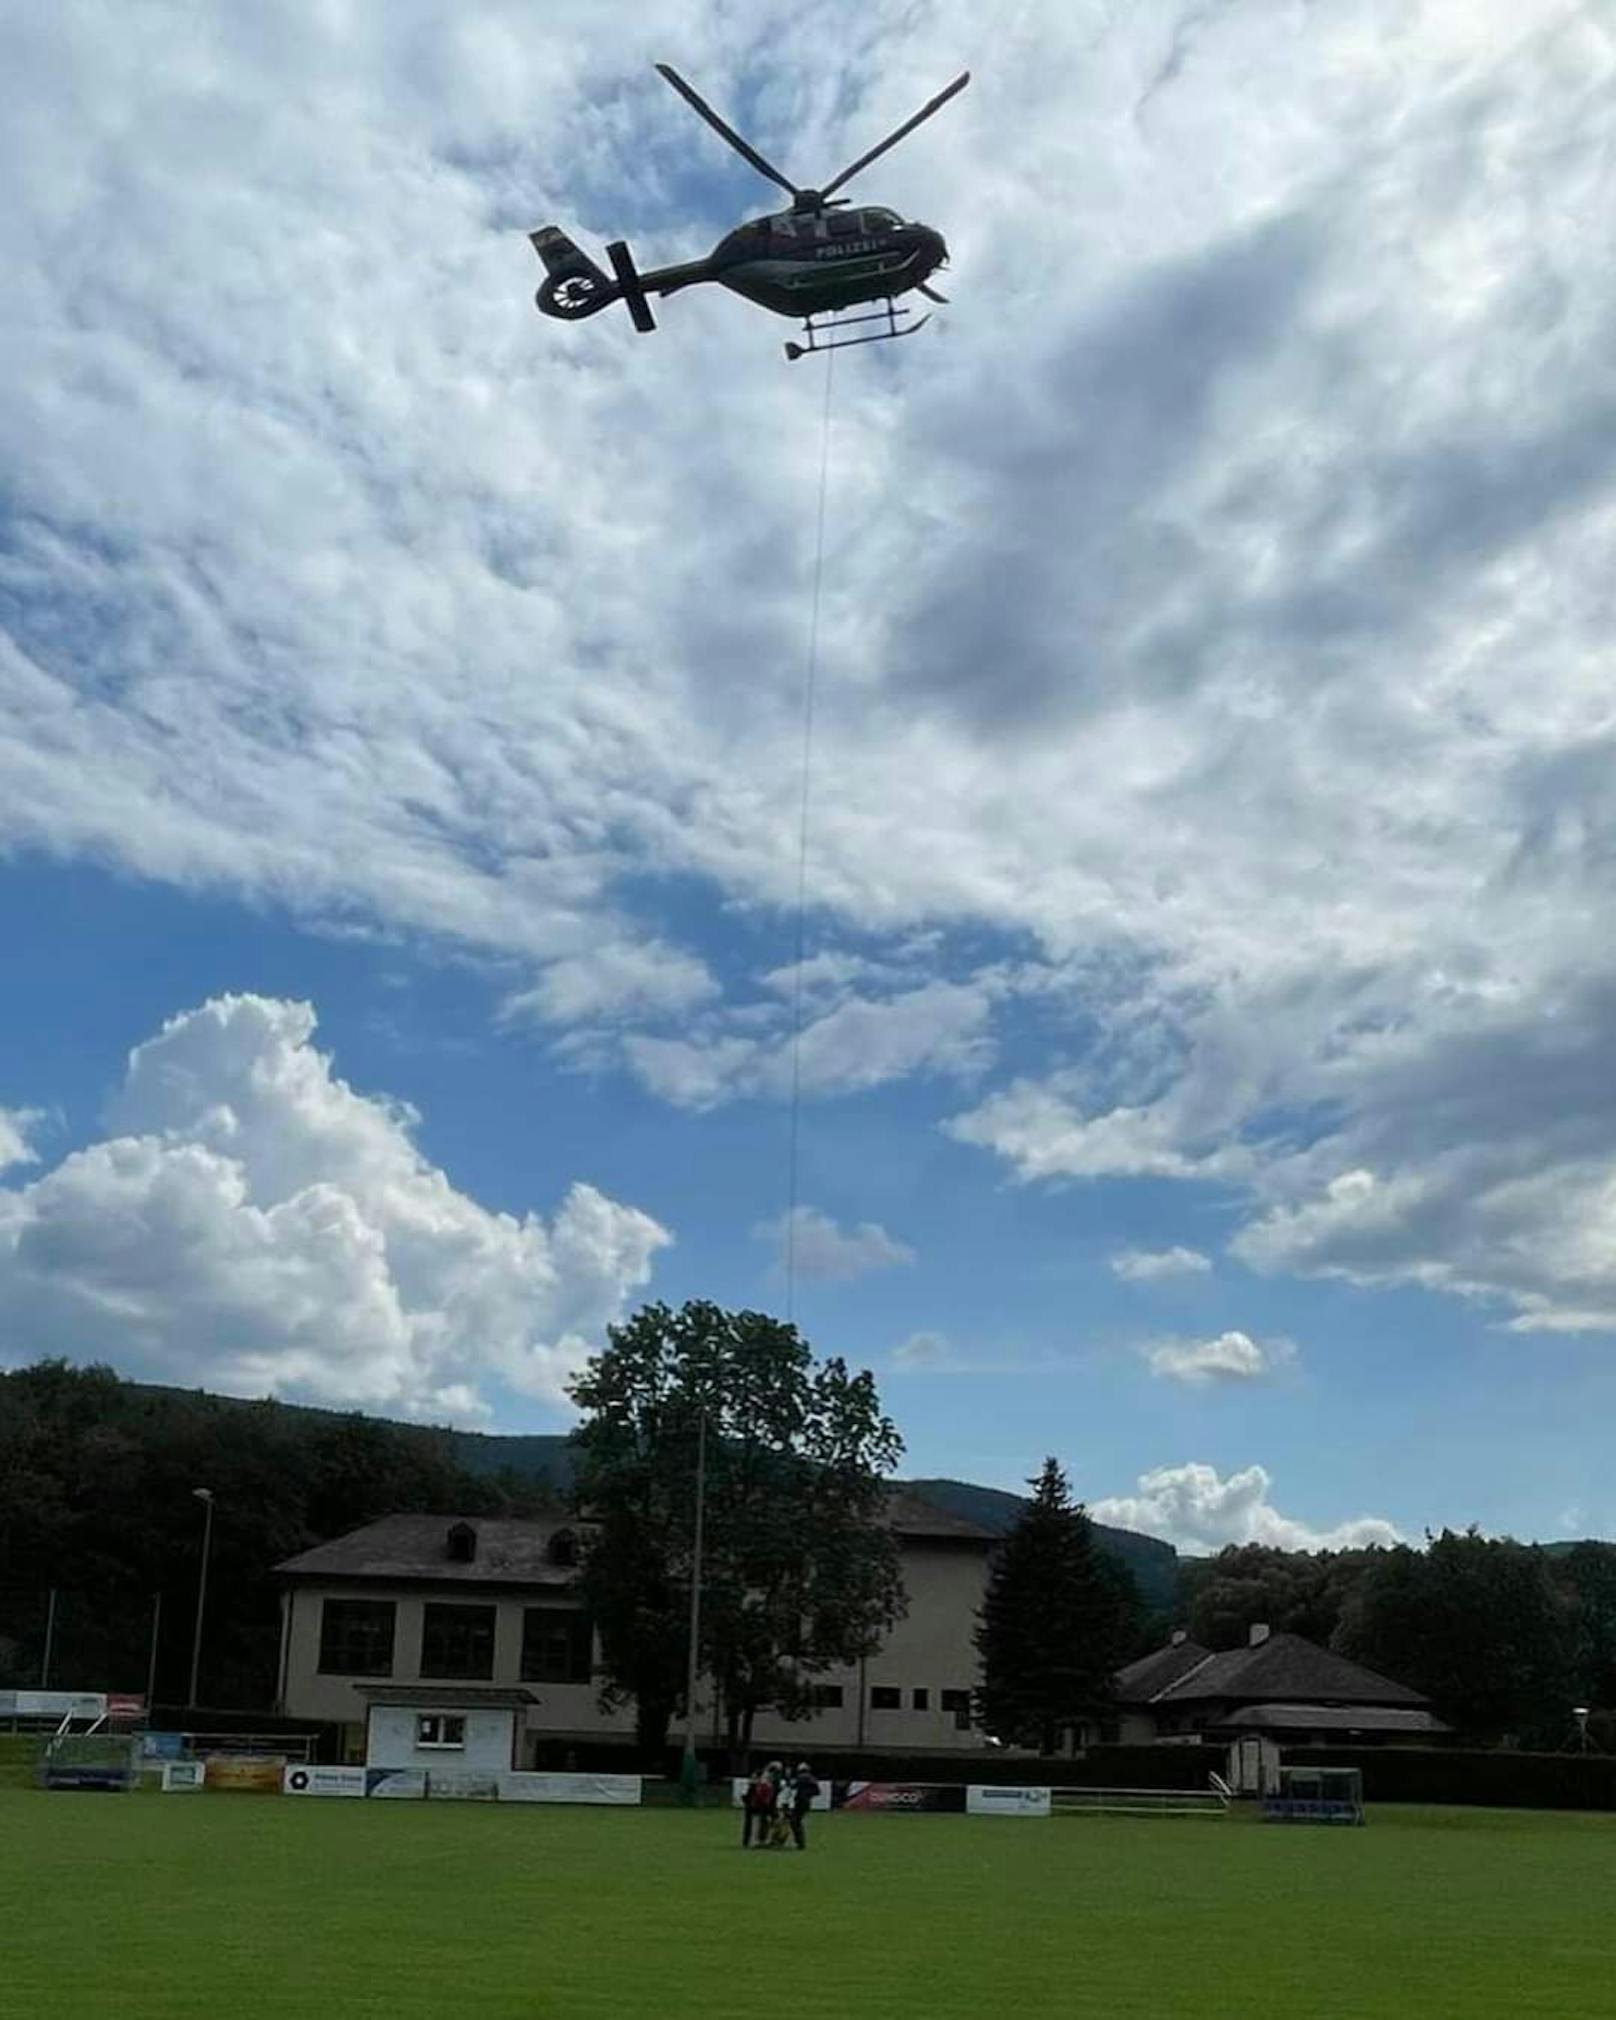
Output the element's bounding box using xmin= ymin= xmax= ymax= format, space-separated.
xmin=4 ymin=0 xmax=1616 ymax=1555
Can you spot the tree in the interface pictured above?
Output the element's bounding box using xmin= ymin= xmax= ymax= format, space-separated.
xmin=973 ymin=1457 xmax=1139 ymax=1755
xmin=1180 ymin=1543 xmax=1384 ymax=1651
xmin=567 ymin=1300 xmax=905 ymax=1764
xmin=1333 ymin=1529 xmax=1578 ymax=1745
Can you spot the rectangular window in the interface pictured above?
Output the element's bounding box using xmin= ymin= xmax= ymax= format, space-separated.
xmin=912 ymin=1688 xmax=930 ymax=1712
xmin=420 ymin=1602 xmax=497 ymax=1680
xmin=415 ymin=1713 xmax=466 ymax=1749
xmin=317 ymin=1599 xmax=396 ymax=1677
xmin=809 ymin=1684 xmax=844 ymax=1710
xmin=870 ymin=1686 xmax=901 ymax=1711
xmin=520 ymin=1607 xmax=592 ymax=1684
xmin=941 ymin=1689 xmax=973 ymax=1732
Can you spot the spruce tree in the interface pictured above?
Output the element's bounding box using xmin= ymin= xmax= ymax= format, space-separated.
xmin=973 ymin=1456 xmax=1138 ymax=1753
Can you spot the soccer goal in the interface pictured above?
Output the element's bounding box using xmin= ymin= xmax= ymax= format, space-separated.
xmin=39 ymin=1733 xmax=141 ymax=1793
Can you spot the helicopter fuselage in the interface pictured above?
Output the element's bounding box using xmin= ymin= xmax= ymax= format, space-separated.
xmin=533 ymin=203 xmax=948 ymax=330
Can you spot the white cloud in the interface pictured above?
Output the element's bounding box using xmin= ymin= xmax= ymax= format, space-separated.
xmin=755 ymin=1205 xmax=914 ymax=1284
xmin=0 ymin=1110 xmax=41 ymax=1175
xmin=1 ymin=0 xmax=1615 ymax=1345
xmin=893 ymin=1329 xmax=950 ymax=1370
xmin=1143 ymin=1329 xmax=1293 ymax=1385
xmin=0 ymin=995 xmax=668 ymax=1416
xmin=1091 ymin=1461 xmax=1401 ymax=1554
xmin=1111 ymin=1245 xmax=1213 ymax=1281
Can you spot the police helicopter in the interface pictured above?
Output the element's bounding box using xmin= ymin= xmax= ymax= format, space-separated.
xmin=530 ymin=64 xmax=968 ymax=359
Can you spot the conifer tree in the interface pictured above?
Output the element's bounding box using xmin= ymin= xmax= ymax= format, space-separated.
xmin=973 ymin=1456 xmax=1138 ymax=1753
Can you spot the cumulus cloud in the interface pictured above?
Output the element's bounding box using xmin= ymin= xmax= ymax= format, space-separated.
xmin=893 ymin=1330 xmax=951 ymax=1370
xmin=755 ymin=1206 xmax=914 ymax=1284
xmin=1091 ymin=1462 xmax=1400 ymax=1554
xmin=0 ymin=996 xmax=668 ymax=1417
xmin=3 ymin=0 xmax=1616 ymax=1346
xmin=1111 ymin=1245 xmax=1213 ymax=1281
xmin=1143 ymin=1330 xmax=1293 ymax=1385
xmin=0 ymin=1110 xmax=41 ymax=1175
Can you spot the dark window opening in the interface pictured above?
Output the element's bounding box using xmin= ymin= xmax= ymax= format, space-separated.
xmin=415 ymin=1713 xmax=465 ymax=1749
xmin=941 ymin=1688 xmax=973 ymax=1732
xmin=870 ymin=1686 xmax=901 ymax=1711
xmin=547 ymin=1528 xmax=580 ymax=1569
xmin=809 ymin=1684 xmax=844 ymax=1710
xmin=318 ymin=1599 xmax=396 ymax=1677
xmin=520 ymin=1607 xmax=592 ymax=1684
xmin=420 ymin=1602 xmax=497 ymax=1680
xmin=445 ymin=1521 xmax=477 ymax=1563
xmin=912 ymin=1688 xmax=930 ymax=1712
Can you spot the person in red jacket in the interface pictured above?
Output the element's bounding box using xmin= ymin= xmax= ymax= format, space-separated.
xmin=741 ymin=1764 xmax=777 ymax=1848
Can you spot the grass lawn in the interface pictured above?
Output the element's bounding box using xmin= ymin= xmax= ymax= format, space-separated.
xmin=3 ymin=1790 xmax=1613 ymax=2019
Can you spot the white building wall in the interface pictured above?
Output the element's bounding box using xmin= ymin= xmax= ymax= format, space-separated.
xmin=366 ymin=1703 xmax=516 ymax=1771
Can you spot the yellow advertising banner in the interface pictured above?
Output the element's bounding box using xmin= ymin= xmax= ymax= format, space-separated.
xmin=202 ymin=1755 xmax=285 ymax=1794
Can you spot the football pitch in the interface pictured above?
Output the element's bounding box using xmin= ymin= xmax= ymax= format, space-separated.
xmin=4 ymin=1792 xmax=1613 ymax=2018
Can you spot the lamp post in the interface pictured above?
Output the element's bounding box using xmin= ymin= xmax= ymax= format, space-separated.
xmin=1573 ymin=1705 xmax=1591 ymax=1753
xmin=679 ymin=1406 xmax=709 ymax=1802
xmin=187 ymin=1488 xmax=215 ymax=1710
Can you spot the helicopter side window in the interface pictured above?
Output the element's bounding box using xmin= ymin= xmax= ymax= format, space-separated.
xmin=862 ymin=208 xmax=901 ymax=231
xmin=828 ymin=212 xmax=862 ymax=237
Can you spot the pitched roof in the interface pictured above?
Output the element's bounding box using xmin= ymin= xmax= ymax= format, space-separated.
xmin=1217 ymin=1703 xmax=1450 ymax=1735
xmin=1113 ymin=1640 xmax=1215 ymax=1703
xmin=276 ymin=1515 xmax=582 ymax=1586
xmin=278 ymin=1491 xmax=997 ymax=1585
xmin=1149 ymin=1632 xmax=1428 ymax=1708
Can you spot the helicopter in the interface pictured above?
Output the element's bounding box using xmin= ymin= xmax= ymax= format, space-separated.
xmin=530 ymin=64 xmax=969 ymax=360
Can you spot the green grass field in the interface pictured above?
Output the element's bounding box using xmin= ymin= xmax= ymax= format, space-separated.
xmin=4 ymin=1789 xmax=1613 ymax=2018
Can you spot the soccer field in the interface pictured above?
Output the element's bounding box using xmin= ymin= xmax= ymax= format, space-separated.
xmin=4 ymin=1791 xmax=1612 ymax=2019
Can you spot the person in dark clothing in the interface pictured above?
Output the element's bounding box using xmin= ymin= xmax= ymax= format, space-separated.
xmin=788 ymin=1762 xmax=820 ymax=1849
xmin=741 ymin=1766 xmax=775 ymax=1848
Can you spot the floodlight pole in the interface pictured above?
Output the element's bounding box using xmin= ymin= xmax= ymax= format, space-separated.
xmin=145 ymin=1591 xmax=163 ymax=1712
xmin=40 ymin=1587 xmax=58 ymax=1690
xmin=187 ymin=1488 xmax=215 ymax=1709
xmin=680 ymin=1405 xmax=709 ymax=1800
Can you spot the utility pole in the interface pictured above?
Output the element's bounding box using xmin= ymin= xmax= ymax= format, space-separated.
xmin=145 ymin=1592 xmax=163 ymax=1712
xmin=187 ymin=1489 xmax=215 ymax=1710
xmin=41 ymin=1588 xmax=58 ymax=1690
xmin=679 ymin=1406 xmax=709 ymax=1802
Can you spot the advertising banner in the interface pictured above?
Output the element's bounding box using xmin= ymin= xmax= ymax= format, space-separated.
xmin=203 ymin=1756 xmax=284 ymax=1795
xmin=729 ymin=1777 xmax=831 ymax=1812
xmin=142 ymin=1732 xmax=186 ymax=1760
xmin=425 ymin=1771 xmax=499 ymax=1802
xmin=106 ymin=1694 xmax=146 ymax=1722
xmin=835 ymin=1782 xmax=966 ymax=1814
xmin=500 ymin=1772 xmax=643 ymax=1806
xmin=2 ymin=1691 xmax=106 ymax=1721
xmin=283 ymin=1765 xmax=367 ymax=1798
xmin=966 ymin=1785 xmax=1052 ymax=1818
xmin=162 ymin=1761 xmax=206 ymax=1792
xmin=365 ymin=1767 xmax=426 ymax=1799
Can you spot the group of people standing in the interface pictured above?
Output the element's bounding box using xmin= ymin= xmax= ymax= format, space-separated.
xmin=741 ymin=1760 xmax=820 ymax=1849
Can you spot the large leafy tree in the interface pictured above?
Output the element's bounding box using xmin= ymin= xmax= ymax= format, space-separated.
xmin=567 ymin=1300 xmax=905 ymax=1764
xmin=1333 ymin=1529 xmax=1578 ymax=1744
xmin=1179 ymin=1543 xmax=1386 ymax=1651
xmin=973 ymin=1457 xmax=1139 ymax=1754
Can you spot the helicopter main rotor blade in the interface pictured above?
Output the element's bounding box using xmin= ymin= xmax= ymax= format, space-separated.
xmin=655 ymin=63 xmax=800 ymax=199
xmin=818 ymin=71 xmax=971 ymax=199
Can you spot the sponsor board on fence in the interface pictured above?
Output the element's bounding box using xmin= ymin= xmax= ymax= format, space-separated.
xmin=730 ymin=1777 xmax=831 ymax=1812
xmin=142 ymin=1732 xmax=186 ymax=1760
xmin=835 ymin=1782 xmax=966 ymax=1814
xmin=966 ymin=1785 xmax=1052 ymax=1818
xmin=162 ymin=1760 xmax=206 ymax=1792
xmin=203 ymin=1755 xmax=285 ymax=1795
xmin=500 ymin=1772 xmax=643 ymax=1806
xmin=364 ymin=1767 xmax=426 ymax=1799
xmin=0 ymin=1690 xmax=106 ymax=1721
xmin=425 ymin=1771 xmax=500 ymax=1802
xmin=284 ymin=1765 xmax=367 ymax=1798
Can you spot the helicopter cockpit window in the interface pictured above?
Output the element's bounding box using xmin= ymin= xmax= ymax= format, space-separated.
xmin=828 ymin=212 xmax=862 ymax=237
xmin=862 ymin=208 xmax=903 ymax=231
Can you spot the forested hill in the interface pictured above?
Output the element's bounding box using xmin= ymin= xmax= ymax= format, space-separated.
xmin=0 ymin=1366 xmax=1179 ymax=1706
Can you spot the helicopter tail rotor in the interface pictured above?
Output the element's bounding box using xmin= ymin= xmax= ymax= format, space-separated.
xmin=530 ymin=227 xmax=659 ymax=335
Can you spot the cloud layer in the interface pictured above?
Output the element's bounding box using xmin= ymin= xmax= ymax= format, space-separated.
xmin=3 ymin=1 xmax=1616 ymax=1342
xmin=755 ymin=1205 xmax=915 ymax=1284
xmin=1111 ymin=1246 xmax=1212 ymax=1282
xmin=1143 ymin=1329 xmax=1293 ymax=1386
xmin=1091 ymin=1461 xmax=1400 ymax=1554
xmin=0 ymin=996 xmax=667 ymax=1418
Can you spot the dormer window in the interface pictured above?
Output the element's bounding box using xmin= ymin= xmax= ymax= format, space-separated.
xmin=446 ymin=1521 xmax=477 ymax=1564
xmin=548 ymin=1528 xmax=579 ymax=1569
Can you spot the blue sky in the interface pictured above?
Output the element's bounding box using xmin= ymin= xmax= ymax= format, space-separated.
xmin=4 ymin=1 xmax=1616 ymax=1552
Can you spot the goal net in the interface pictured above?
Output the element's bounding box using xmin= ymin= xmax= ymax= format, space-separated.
xmin=40 ymin=1733 xmax=141 ymax=1792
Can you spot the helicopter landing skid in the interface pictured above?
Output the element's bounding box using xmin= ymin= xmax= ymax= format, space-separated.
xmin=784 ymin=299 xmax=930 ymax=361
